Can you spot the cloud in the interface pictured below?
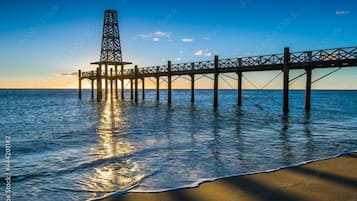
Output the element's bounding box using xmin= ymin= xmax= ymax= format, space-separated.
xmin=138 ymin=31 xmax=171 ymax=42
xmin=175 ymin=57 xmax=182 ymax=61
xmin=60 ymin=72 xmax=77 ymax=76
xmin=194 ymin=49 xmax=212 ymax=57
xmin=336 ymin=10 xmax=350 ymax=15
xmin=179 ymin=50 xmax=184 ymax=54
xmin=155 ymin=31 xmax=170 ymax=38
xmin=203 ymin=37 xmax=209 ymax=40
xmin=194 ymin=50 xmax=203 ymax=56
xmin=139 ymin=31 xmax=170 ymax=39
xmin=181 ymin=38 xmax=193 ymax=42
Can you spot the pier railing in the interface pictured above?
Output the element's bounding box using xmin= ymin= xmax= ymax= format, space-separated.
xmin=81 ymin=46 xmax=357 ymax=78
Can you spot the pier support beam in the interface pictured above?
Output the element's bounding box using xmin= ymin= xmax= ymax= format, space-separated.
xmin=121 ymin=64 xmax=124 ymax=100
xmin=191 ymin=74 xmax=195 ymax=103
xmin=305 ymin=51 xmax=313 ymax=111
xmin=283 ymin=47 xmax=290 ymax=113
xmin=110 ymin=68 xmax=113 ymax=99
xmin=115 ymin=65 xmax=118 ymax=99
xmin=130 ymin=79 xmax=133 ymax=100
xmin=97 ymin=66 xmax=102 ymax=101
xmin=134 ymin=65 xmax=138 ymax=103
xmin=142 ymin=78 xmax=145 ymax=100
xmin=105 ymin=64 xmax=108 ymax=99
xmin=91 ymin=71 xmax=94 ymax=99
xmin=168 ymin=61 xmax=172 ymax=105
xmin=78 ymin=70 xmax=82 ymax=99
xmin=191 ymin=63 xmax=195 ymax=103
xmin=156 ymin=66 xmax=160 ymax=101
xmin=214 ymin=55 xmax=219 ymax=107
xmin=237 ymin=71 xmax=242 ymax=106
xmin=305 ymin=68 xmax=312 ymax=111
xmin=91 ymin=79 xmax=94 ymax=99
xmin=156 ymin=76 xmax=160 ymax=101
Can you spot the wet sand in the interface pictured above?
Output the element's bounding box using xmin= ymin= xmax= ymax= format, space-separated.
xmin=104 ymin=153 xmax=357 ymax=201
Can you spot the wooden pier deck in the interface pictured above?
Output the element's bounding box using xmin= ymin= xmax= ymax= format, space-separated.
xmin=79 ymin=46 xmax=357 ymax=112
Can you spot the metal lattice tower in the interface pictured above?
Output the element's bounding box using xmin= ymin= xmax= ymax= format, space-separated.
xmin=100 ymin=10 xmax=122 ymax=63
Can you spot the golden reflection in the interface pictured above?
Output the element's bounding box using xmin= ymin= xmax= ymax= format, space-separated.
xmin=94 ymin=96 xmax=133 ymax=158
xmin=86 ymin=97 xmax=145 ymax=193
xmin=87 ymin=162 xmax=145 ymax=192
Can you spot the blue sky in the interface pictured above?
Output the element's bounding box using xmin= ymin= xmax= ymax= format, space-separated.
xmin=0 ymin=0 xmax=356 ymax=88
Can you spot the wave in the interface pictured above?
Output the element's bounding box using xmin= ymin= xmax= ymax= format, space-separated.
xmin=0 ymin=154 xmax=132 ymax=183
xmin=92 ymin=150 xmax=356 ymax=200
xmin=86 ymin=184 xmax=139 ymax=201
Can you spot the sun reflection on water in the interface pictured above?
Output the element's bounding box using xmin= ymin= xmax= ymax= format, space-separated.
xmin=94 ymin=96 xmax=134 ymax=158
xmin=87 ymin=161 xmax=145 ymax=192
xmin=83 ymin=97 xmax=145 ymax=196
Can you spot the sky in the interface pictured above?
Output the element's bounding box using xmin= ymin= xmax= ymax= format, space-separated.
xmin=0 ymin=0 xmax=356 ymax=89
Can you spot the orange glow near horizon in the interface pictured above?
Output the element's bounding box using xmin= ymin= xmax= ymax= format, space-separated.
xmin=1 ymin=68 xmax=357 ymax=89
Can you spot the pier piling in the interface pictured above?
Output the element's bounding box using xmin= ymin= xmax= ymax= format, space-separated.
xmin=156 ymin=66 xmax=160 ymax=101
xmin=237 ymin=71 xmax=242 ymax=106
xmin=115 ymin=65 xmax=118 ymax=98
xmin=110 ymin=68 xmax=113 ymax=98
xmin=96 ymin=66 xmax=102 ymax=101
xmin=305 ymin=51 xmax=313 ymax=111
xmin=134 ymin=65 xmax=138 ymax=103
xmin=121 ymin=64 xmax=124 ymax=100
xmin=130 ymin=79 xmax=133 ymax=100
xmin=283 ymin=47 xmax=290 ymax=113
xmin=168 ymin=61 xmax=172 ymax=105
xmin=142 ymin=78 xmax=145 ymax=100
xmin=191 ymin=74 xmax=195 ymax=103
xmin=78 ymin=70 xmax=82 ymax=99
xmin=105 ymin=64 xmax=108 ymax=99
xmin=305 ymin=68 xmax=312 ymax=111
xmin=91 ymin=70 xmax=94 ymax=99
xmin=214 ymin=55 xmax=219 ymax=107
xmin=191 ymin=63 xmax=195 ymax=103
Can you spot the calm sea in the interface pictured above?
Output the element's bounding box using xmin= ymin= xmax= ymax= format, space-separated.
xmin=0 ymin=89 xmax=356 ymax=200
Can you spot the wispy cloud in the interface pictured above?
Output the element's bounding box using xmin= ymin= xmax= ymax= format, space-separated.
xmin=336 ymin=10 xmax=350 ymax=15
xmin=181 ymin=38 xmax=193 ymax=43
xmin=195 ymin=50 xmax=203 ymax=56
xmin=59 ymin=72 xmax=77 ymax=76
xmin=194 ymin=49 xmax=212 ymax=57
xmin=138 ymin=31 xmax=171 ymax=42
xmin=154 ymin=31 xmax=171 ymax=38
xmin=203 ymin=37 xmax=209 ymax=40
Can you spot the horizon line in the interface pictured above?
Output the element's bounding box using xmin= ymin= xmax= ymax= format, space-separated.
xmin=1 ymin=88 xmax=357 ymax=90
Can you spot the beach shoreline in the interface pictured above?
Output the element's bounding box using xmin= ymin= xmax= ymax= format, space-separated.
xmin=102 ymin=152 xmax=357 ymax=201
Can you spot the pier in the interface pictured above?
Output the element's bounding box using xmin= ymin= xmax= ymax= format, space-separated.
xmin=78 ymin=10 xmax=357 ymax=113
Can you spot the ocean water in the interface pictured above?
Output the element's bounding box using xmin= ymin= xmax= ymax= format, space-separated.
xmin=0 ymin=89 xmax=356 ymax=200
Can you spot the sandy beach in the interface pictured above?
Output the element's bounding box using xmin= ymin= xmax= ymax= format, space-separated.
xmin=103 ymin=153 xmax=357 ymax=201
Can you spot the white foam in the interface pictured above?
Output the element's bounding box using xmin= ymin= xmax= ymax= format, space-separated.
xmin=129 ymin=150 xmax=357 ymax=193
xmin=86 ymin=184 xmax=138 ymax=201
xmin=88 ymin=150 xmax=356 ymax=200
